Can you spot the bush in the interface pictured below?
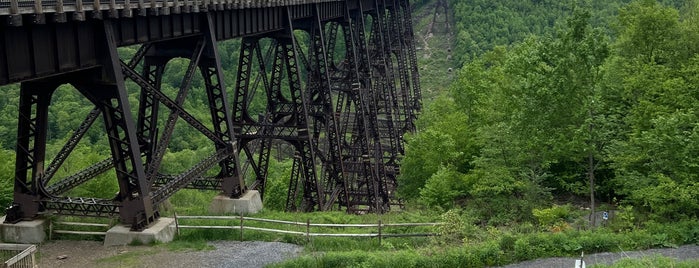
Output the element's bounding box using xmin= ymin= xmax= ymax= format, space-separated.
xmin=434 ymin=209 xmax=466 ymax=245
xmin=533 ymin=204 xmax=573 ymax=226
xmin=533 ymin=204 xmax=574 ymax=232
xmin=577 ymin=230 xmax=618 ymax=253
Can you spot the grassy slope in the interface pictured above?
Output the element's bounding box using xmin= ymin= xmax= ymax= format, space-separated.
xmin=412 ymin=0 xmax=459 ymax=102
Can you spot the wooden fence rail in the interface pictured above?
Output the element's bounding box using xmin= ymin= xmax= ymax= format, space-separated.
xmin=174 ymin=214 xmax=442 ymax=244
xmin=49 ymin=221 xmax=111 ymax=239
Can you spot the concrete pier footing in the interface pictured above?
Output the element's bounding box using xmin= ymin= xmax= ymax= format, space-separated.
xmin=209 ymin=190 xmax=263 ymax=215
xmin=0 ymin=216 xmax=47 ymax=244
xmin=103 ymin=217 xmax=176 ymax=246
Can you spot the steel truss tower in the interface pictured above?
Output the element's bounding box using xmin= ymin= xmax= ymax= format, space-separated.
xmin=1 ymin=0 xmax=421 ymax=229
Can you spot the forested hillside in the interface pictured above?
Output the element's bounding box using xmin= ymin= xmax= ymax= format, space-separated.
xmin=449 ymin=0 xmax=683 ymax=63
xmin=401 ymin=0 xmax=699 ymax=228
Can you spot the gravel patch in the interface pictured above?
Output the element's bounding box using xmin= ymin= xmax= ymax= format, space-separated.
xmin=197 ymin=241 xmax=304 ymax=268
xmin=499 ymin=244 xmax=699 ymax=268
xmin=37 ymin=240 xmax=303 ymax=268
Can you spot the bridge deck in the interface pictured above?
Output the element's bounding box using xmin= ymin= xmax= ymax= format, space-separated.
xmin=0 ymin=0 xmax=388 ymax=85
xmin=0 ymin=0 xmax=345 ymax=15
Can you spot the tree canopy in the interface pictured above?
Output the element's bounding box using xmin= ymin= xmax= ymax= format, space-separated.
xmin=400 ymin=0 xmax=699 ymax=225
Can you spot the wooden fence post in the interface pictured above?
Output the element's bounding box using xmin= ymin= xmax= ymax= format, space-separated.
xmin=239 ymin=213 xmax=244 ymax=241
xmin=306 ymin=219 xmax=310 ymax=243
xmin=174 ymin=212 xmax=180 ymax=236
xmin=378 ymin=220 xmax=382 ymax=245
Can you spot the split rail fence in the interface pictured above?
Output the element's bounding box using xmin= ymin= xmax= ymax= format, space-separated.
xmin=45 ymin=215 xmax=443 ymax=244
xmin=49 ymin=220 xmax=111 ymax=239
xmin=174 ymin=214 xmax=442 ymax=244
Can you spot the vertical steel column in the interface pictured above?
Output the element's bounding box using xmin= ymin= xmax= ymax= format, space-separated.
xmin=310 ymin=4 xmax=347 ymax=211
xmin=231 ymin=37 xmax=274 ymax=198
xmin=349 ymin=2 xmax=385 ymax=212
xmin=286 ymin=153 xmax=302 ymax=211
xmin=136 ymin=61 xmax=165 ymax=166
xmin=200 ymin=13 xmax=244 ymax=198
xmin=397 ymin=0 xmax=422 ymax=128
xmin=388 ymin=5 xmax=413 ymax=137
xmin=7 ymin=82 xmax=54 ymax=223
xmin=251 ymin=43 xmax=275 ymax=198
xmin=131 ymin=43 xmax=161 ymax=165
xmin=285 ymin=7 xmax=323 ymax=211
xmin=232 ymin=37 xmax=257 ymax=127
xmin=367 ymin=10 xmax=394 ymax=212
xmin=331 ymin=5 xmax=382 ymax=212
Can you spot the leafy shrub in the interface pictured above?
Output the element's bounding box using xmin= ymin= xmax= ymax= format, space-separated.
xmin=473 ymin=241 xmax=505 ymax=266
xmin=577 ymin=230 xmax=618 ymax=253
xmin=645 ymin=219 xmax=699 ymax=245
xmin=609 ymin=205 xmax=636 ymax=232
xmin=434 ymin=209 xmax=466 ymax=245
xmin=419 ymin=166 xmax=466 ymax=210
xmin=532 ymin=204 xmax=573 ymax=228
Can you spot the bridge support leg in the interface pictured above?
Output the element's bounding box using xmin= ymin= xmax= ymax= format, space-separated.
xmin=74 ymin=21 xmax=156 ymax=230
xmin=284 ymin=30 xmax=323 ymax=212
xmin=8 ymin=81 xmax=55 ymax=223
xmin=201 ymin=14 xmax=245 ymax=198
xmin=309 ymin=5 xmax=348 ymax=212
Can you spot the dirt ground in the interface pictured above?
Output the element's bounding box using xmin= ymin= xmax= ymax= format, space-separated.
xmin=36 ymin=240 xmax=303 ymax=268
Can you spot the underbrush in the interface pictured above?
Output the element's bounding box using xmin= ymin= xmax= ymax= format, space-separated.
xmin=270 ymin=217 xmax=699 ymax=268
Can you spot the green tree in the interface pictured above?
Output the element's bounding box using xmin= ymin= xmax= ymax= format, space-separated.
xmin=0 ymin=147 xmax=15 ymax=209
xmin=606 ymin=0 xmax=699 ymax=220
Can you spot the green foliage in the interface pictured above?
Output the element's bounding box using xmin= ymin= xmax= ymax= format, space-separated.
xmin=433 ymin=209 xmax=466 ymax=245
xmin=404 ymin=0 xmax=698 ymax=226
xmin=533 ymin=204 xmax=574 ymax=228
xmin=399 ymin=127 xmax=461 ymax=199
xmin=608 ymin=205 xmax=636 ymax=232
xmin=419 ymin=167 xmax=466 ymax=210
xmin=263 ymin=158 xmax=294 ymax=211
xmin=604 ymin=0 xmax=699 ymax=221
xmin=0 ymin=148 xmax=15 ymax=209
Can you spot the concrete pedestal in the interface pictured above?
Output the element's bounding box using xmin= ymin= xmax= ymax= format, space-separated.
xmin=209 ymin=190 xmax=263 ymax=215
xmin=103 ymin=217 xmax=176 ymax=246
xmin=0 ymin=216 xmax=47 ymax=244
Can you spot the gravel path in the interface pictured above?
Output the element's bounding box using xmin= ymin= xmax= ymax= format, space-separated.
xmin=499 ymin=245 xmax=699 ymax=268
